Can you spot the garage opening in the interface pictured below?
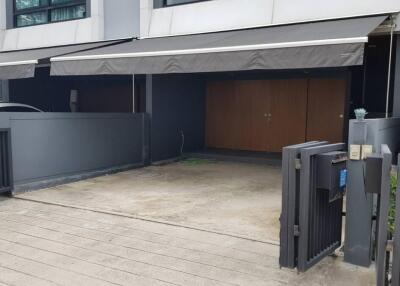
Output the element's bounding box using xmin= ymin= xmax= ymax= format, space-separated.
xmin=205 ymin=78 xmax=347 ymax=153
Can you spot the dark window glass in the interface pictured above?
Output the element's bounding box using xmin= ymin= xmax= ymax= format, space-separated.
xmin=164 ymin=0 xmax=207 ymax=6
xmin=51 ymin=4 xmax=85 ymax=22
xmin=15 ymin=0 xmax=48 ymax=11
xmin=51 ymin=0 xmax=79 ymax=4
xmin=13 ymin=0 xmax=86 ymax=27
xmin=16 ymin=11 xmax=47 ymax=26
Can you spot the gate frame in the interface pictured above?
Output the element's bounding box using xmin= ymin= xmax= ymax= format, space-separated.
xmin=280 ymin=141 xmax=326 ymax=268
xmin=297 ymin=143 xmax=346 ymax=272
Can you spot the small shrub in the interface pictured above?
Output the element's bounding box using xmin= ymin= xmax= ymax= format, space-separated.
xmin=389 ymin=174 xmax=397 ymax=235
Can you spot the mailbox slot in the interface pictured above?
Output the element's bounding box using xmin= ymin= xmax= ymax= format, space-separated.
xmin=316 ymin=151 xmax=348 ymax=202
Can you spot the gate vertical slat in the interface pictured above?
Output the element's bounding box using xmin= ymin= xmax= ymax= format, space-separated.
xmin=392 ymin=154 xmax=400 ymax=286
xmin=376 ymin=145 xmax=392 ymax=286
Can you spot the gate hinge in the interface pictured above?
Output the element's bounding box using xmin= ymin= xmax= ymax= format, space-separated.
xmin=295 ymin=159 xmax=301 ymax=170
xmin=294 ymin=225 xmax=300 ymax=237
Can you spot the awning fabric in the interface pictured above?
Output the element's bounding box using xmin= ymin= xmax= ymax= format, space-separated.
xmin=0 ymin=40 xmax=127 ymax=80
xmin=51 ymin=16 xmax=386 ymax=76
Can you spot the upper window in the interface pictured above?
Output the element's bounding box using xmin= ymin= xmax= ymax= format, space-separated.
xmin=13 ymin=0 xmax=87 ymax=28
xmin=154 ymin=0 xmax=209 ymax=8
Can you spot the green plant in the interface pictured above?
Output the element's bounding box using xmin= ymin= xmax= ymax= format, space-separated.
xmin=389 ymin=174 xmax=397 ymax=235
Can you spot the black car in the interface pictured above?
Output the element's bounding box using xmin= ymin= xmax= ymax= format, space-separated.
xmin=0 ymin=103 xmax=43 ymax=112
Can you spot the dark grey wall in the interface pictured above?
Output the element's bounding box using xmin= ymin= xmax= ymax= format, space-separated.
xmin=366 ymin=117 xmax=400 ymax=155
xmin=0 ymin=80 xmax=9 ymax=102
xmin=0 ymin=113 xmax=146 ymax=190
xmin=150 ymin=74 xmax=206 ymax=162
xmin=10 ymin=68 xmax=133 ymax=113
xmin=363 ymin=36 xmax=393 ymax=117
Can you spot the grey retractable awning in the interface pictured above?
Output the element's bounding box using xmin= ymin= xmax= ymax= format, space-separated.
xmin=0 ymin=40 xmax=128 ymax=80
xmin=51 ymin=16 xmax=386 ymax=76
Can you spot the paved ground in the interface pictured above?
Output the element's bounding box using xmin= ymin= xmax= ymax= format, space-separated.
xmin=0 ymin=197 xmax=374 ymax=286
xmin=17 ymin=159 xmax=282 ymax=242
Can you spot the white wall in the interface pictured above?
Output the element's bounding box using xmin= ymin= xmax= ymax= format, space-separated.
xmin=0 ymin=0 xmax=105 ymax=51
xmin=141 ymin=0 xmax=400 ymax=38
xmin=104 ymin=0 xmax=140 ymax=40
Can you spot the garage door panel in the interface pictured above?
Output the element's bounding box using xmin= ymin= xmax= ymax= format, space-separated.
xmin=206 ymin=81 xmax=237 ymax=149
xmin=306 ymin=79 xmax=346 ymax=143
xmin=269 ymin=79 xmax=308 ymax=152
xmin=236 ymin=80 xmax=270 ymax=151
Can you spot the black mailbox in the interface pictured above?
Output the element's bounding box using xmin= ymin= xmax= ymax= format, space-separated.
xmin=364 ymin=153 xmax=383 ymax=194
xmin=316 ymin=151 xmax=348 ymax=202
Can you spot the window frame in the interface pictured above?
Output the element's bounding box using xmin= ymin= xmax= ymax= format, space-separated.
xmin=12 ymin=0 xmax=89 ymax=28
xmin=157 ymin=0 xmax=211 ymax=8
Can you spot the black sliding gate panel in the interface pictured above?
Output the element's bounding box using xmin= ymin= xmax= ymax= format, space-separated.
xmin=0 ymin=128 xmax=12 ymax=194
xmin=280 ymin=141 xmax=345 ymax=272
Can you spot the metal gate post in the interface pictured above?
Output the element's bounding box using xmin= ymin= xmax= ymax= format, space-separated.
xmin=344 ymin=120 xmax=375 ymax=267
xmin=392 ymin=153 xmax=400 ymax=286
xmin=375 ymin=145 xmax=392 ymax=286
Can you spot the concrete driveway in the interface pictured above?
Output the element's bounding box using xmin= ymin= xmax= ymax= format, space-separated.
xmin=17 ymin=159 xmax=282 ymax=243
xmin=5 ymin=158 xmax=376 ymax=285
xmin=0 ymin=197 xmax=375 ymax=286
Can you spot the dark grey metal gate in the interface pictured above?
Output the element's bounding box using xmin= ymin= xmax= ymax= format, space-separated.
xmin=0 ymin=128 xmax=12 ymax=194
xmin=280 ymin=141 xmax=346 ymax=272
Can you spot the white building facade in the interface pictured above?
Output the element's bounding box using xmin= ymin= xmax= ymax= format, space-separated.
xmin=141 ymin=0 xmax=400 ymax=38
xmin=0 ymin=0 xmax=140 ymax=51
xmin=1 ymin=0 xmax=399 ymax=51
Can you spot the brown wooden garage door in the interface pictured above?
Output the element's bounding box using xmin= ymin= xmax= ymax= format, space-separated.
xmin=205 ymin=78 xmax=346 ymax=152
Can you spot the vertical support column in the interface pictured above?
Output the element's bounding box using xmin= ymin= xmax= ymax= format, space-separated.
xmin=393 ymin=36 xmax=400 ymax=117
xmin=344 ymin=120 xmax=374 ymax=267
xmin=132 ymin=75 xmax=135 ymax=113
xmin=5 ymin=0 xmax=14 ymax=29
xmin=0 ymin=80 xmax=9 ymax=102
xmin=142 ymin=74 xmax=153 ymax=165
xmin=146 ymin=74 xmax=153 ymax=116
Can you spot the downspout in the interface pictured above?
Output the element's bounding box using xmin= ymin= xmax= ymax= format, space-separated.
xmin=385 ymin=17 xmax=396 ymax=118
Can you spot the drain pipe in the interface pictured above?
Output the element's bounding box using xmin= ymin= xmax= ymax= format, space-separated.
xmin=385 ymin=17 xmax=396 ymax=118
